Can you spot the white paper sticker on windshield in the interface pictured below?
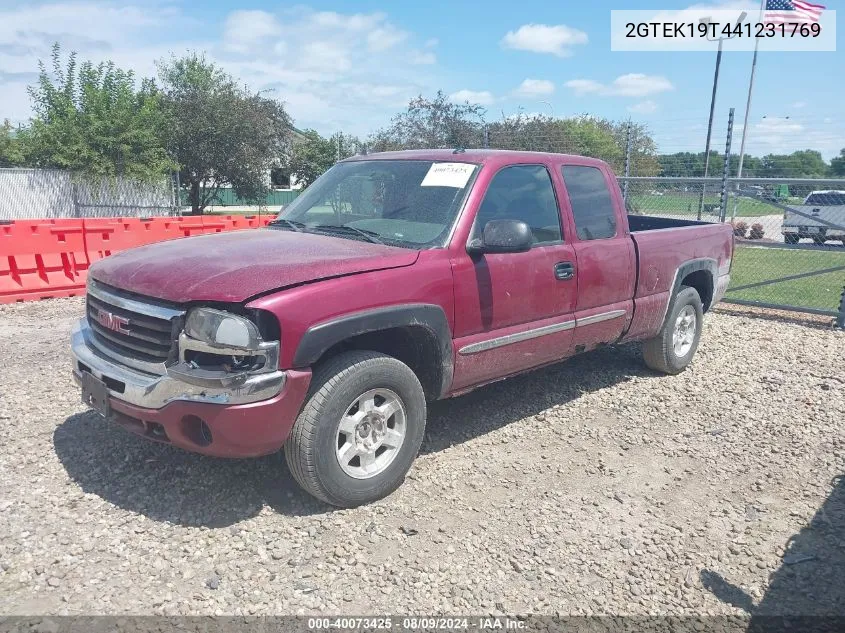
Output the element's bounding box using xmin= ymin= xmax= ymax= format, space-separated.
xmin=420 ymin=162 xmax=475 ymax=188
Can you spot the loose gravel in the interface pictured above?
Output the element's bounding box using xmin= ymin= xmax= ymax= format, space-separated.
xmin=0 ymin=297 xmax=843 ymax=617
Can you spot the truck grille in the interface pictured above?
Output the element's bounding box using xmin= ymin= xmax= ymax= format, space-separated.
xmin=85 ymin=281 xmax=184 ymax=372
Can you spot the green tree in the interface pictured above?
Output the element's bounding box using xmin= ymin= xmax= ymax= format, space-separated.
xmin=831 ymin=148 xmax=845 ymax=177
xmin=369 ymin=91 xmax=486 ymax=151
xmin=23 ymin=44 xmax=172 ymax=180
xmin=287 ymin=130 xmax=359 ymax=188
xmin=606 ymin=120 xmax=660 ymax=176
xmin=157 ymin=53 xmax=292 ymax=214
xmin=487 ymin=114 xmax=650 ymax=172
xmin=0 ymin=120 xmax=25 ymax=167
xmin=761 ymin=150 xmax=829 ymax=178
xmin=658 ymin=151 xmax=764 ymax=177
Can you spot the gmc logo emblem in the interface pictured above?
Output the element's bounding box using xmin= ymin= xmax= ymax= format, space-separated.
xmin=94 ymin=309 xmax=130 ymax=334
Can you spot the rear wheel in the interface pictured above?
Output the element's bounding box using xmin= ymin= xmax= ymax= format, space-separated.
xmin=784 ymin=233 xmax=799 ymax=245
xmin=643 ymin=286 xmax=704 ymax=375
xmin=284 ymin=350 xmax=426 ymax=507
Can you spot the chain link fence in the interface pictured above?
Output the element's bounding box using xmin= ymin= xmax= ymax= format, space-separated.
xmin=3 ymin=118 xmax=843 ymax=323
xmin=0 ymin=168 xmax=178 ymax=220
xmin=620 ymin=176 xmax=845 ymax=320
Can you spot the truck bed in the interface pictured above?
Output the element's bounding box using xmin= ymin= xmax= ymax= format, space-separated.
xmin=627 ymin=214 xmax=712 ymax=232
xmin=628 ymin=218 xmax=732 ymax=298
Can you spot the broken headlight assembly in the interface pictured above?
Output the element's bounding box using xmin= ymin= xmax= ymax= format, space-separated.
xmin=168 ymin=307 xmax=281 ymax=387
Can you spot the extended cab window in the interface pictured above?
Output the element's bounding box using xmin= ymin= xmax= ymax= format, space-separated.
xmin=277 ymin=160 xmax=477 ymax=248
xmin=473 ymin=165 xmax=562 ymax=245
xmin=561 ymin=166 xmax=617 ymax=241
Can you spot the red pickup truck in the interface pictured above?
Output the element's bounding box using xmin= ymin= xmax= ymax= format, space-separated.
xmin=71 ymin=150 xmax=733 ymax=507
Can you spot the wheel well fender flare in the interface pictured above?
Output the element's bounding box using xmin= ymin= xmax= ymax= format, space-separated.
xmin=292 ymin=304 xmax=454 ymax=398
xmin=659 ymin=258 xmax=718 ymax=330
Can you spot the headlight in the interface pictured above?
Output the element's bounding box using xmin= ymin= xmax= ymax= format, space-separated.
xmin=185 ymin=307 xmax=262 ymax=349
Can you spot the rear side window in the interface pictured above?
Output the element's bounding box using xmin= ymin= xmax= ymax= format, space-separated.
xmin=473 ymin=165 xmax=562 ymax=244
xmin=561 ymin=166 xmax=617 ymax=241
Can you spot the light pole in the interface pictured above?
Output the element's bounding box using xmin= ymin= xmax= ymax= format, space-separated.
xmin=698 ymin=11 xmax=747 ymax=219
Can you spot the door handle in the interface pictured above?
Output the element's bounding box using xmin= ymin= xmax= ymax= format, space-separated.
xmin=554 ymin=261 xmax=575 ymax=280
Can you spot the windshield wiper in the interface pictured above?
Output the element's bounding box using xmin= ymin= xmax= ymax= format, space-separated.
xmin=267 ymin=219 xmax=306 ymax=232
xmin=312 ymin=224 xmax=384 ymax=244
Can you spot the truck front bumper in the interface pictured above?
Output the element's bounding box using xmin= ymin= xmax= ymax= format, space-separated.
xmin=71 ymin=318 xmax=312 ymax=457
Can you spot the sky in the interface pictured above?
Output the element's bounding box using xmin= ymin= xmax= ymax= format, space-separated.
xmin=0 ymin=0 xmax=842 ymax=159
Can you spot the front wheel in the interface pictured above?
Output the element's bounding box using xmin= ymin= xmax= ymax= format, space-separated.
xmin=642 ymin=286 xmax=704 ymax=375
xmin=284 ymin=350 xmax=427 ymax=507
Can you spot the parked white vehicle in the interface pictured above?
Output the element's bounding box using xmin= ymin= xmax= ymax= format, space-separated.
xmin=782 ymin=190 xmax=845 ymax=245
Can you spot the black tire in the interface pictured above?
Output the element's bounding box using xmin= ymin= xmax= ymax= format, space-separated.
xmin=642 ymin=285 xmax=704 ymax=375
xmin=284 ymin=350 xmax=426 ymax=507
xmin=784 ymin=233 xmax=800 ymax=245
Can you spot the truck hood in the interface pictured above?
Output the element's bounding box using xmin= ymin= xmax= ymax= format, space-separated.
xmin=90 ymin=228 xmax=421 ymax=303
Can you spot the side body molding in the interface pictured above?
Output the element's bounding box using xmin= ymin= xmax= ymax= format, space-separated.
xmin=292 ymin=304 xmax=454 ymax=398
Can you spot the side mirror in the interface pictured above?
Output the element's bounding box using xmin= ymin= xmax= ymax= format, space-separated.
xmin=467 ymin=219 xmax=534 ymax=255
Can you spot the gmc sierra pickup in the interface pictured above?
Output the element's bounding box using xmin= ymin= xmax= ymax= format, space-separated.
xmin=71 ymin=150 xmax=733 ymax=507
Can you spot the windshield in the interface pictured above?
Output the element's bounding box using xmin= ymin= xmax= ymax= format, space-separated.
xmin=804 ymin=193 xmax=845 ymax=205
xmin=277 ymin=160 xmax=478 ymax=248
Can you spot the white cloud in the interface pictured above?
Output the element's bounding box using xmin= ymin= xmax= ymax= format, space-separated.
xmin=222 ymin=10 xmax=282 ymax=53
xmin=366 ymin=26 xmax=408 ymax=52
xmin=501 ymin=24 xmax=588 ymax=57
xmin=564 ymin=79 xmax=604 ymax=96
xmin=309 ymin=11 xmax=383 ymax=31
xmin=628 ymin=100 xmax=659 ymax=114
xmin=299 ymin=40 xmax=352 ymax=73
xmin=791 ymin=101 xmax=807 ymax=109
xmin=565 ymin=74 xmax=674 ymax=97
xmin=409 ymin=50 xmax=436 ymax=65
xmin=449 ymin=89 xmax=495 ymax=105
xmin=424 ymin=38 xmax=439 ymax=48
xmin=0 ymin=2 xmax=442 ymax=136
xmin=515 ymin=78 xmax=554 ymax=97
xmin=755 ymin=116 xmax=803 ymax=140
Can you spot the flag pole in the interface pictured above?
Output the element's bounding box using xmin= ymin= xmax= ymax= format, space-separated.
xmin=732 ymin=0 xmax=767 ymax=221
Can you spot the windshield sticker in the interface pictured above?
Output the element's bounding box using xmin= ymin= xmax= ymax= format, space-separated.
xmin=420 ymin=163 xmax=475 ymax=188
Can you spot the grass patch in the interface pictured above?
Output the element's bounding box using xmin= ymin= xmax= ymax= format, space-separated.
xmin=727 ymin=245 xmax=845 ymax=311
xmin=630 ymin=194 xmax=780 ymax=218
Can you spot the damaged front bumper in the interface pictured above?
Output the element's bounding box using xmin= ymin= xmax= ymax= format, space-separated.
xmin=71 ymin=318 xmax=286 ymax=409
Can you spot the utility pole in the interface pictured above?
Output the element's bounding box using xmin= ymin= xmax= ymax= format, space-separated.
xmin=697 ymin=11 xmax=747 ymax=220
xmin=732 ymin=0 xmax=767 ymax=222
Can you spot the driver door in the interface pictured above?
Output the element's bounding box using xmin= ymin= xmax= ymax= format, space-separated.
xmin=450 ymin=163 xmax=578 ymax=390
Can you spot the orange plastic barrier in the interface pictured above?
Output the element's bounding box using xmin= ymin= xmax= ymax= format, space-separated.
xmin=0 ymin=219 xmax=88 ymax=303
xmin=83 ymin=217 xmax=167 ymax=264
xmin=1 ymin=214 xmax=276 ymax=303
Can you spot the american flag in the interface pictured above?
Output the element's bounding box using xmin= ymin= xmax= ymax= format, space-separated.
xmin=764 ymin=0 xmax=825 ymax=24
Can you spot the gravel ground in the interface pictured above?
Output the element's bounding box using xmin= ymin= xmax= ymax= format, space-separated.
xmin=0 ymin=297 xmax=843 ymax=617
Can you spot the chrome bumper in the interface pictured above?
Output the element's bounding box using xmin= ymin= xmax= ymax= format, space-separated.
xmin=71 ymin=318 xmax=286 ymax=409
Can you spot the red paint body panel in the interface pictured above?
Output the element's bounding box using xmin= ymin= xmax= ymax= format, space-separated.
xmin=621 ymin=291 xmax=670 ymax=342
xmin=90 ymin=229 xmax=419 ymax=303
xmin=84 ymin=149 xmax=734 ymax=457
xmin=248 ymin=252 xmax=455 ymax=371
xmin=631 ymin=225 xmax=733 ymax=300
xmin=108 ymin=369 xmax=312 ymax=458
